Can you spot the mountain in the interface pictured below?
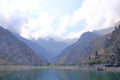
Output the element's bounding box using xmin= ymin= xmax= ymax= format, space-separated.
xmin=83 ymin=23 xmax=120 ymax=66
xmin=0 ymin=26 xmax=42 ymax=65
xmin=93 ymin=27 xmax=114 ymax=36
xmin=103 ymin=24 xmax=120 ymax=66
xmin=13 ymin=33 xmax=53 ymax=62
xmin=55 ymin=31 xmax=100 ymax=65
xmin=34 ymin=38 xmax=75 ymax=58
xmin=13 ymin=33 xmax=76 ymax=62
xmin=88 ymin=33 xmax=111 ymax=55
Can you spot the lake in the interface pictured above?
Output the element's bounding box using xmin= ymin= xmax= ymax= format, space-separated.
xmin=0 ymin=69 xmax=120 ymax=80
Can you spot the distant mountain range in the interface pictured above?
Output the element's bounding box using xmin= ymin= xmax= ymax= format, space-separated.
xmin=13 ymin=33 xmax=75 ymax=62
xmin=0 ymin=23 xmax=117 ymax=66
xmin=13 ymin=33 xmax=52 ymax=62
xmin=34 ymin=38 xmax=75 ymax=57
xmin=0 ymin=26 xmax=42 ymax=65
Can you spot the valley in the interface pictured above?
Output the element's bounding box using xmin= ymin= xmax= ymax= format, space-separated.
xmin=0 ymin=23 xmax=120 ymax=70
xmin=0 ymin=0 xmax=120 ymax=80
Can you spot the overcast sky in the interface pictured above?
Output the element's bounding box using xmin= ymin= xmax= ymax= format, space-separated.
xmin=0 ymin=0 xmax=120 ymax=40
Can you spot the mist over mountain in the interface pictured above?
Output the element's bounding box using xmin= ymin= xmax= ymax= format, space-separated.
xmin=0 ymin=0 xmax=120 ymax=71
xmin=13 ymin=33 xmax=53 ymax=62
xmin=0 ymin=22 xmax=119 ymax=66
xmin=93 ymin=27 xmax=114 ymax=36
xmin=13 ymin=33 xmax=76 ymax=62
xmin=34 ymin=38 xmax=76 ymax=57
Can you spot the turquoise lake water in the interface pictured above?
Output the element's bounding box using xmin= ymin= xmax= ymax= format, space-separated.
xmin=0 ymin=69 xmax=120 ymax=80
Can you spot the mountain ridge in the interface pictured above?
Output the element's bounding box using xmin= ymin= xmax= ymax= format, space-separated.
xmin=0 ymin=26 xmax=42 ymax=65
xmin=55 ymin=31 xmax=100 ymax=64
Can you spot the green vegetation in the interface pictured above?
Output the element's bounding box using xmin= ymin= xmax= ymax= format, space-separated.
xmin=86 ymin=51 xmax=104 ymax=65
xmin=87 ymin=58 xmax=104 ymax=65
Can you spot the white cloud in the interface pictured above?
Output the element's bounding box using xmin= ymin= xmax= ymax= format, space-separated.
xmin=0 ymin=0 xmax=37 ymax=34
xmin=71 ymin=0 xmax=120 ymax=31
xmin=21 ymin=12 xmax=55 ymax=40
xmin=0 ymin=10 xmax=28 ymax=33
xmin=66 ymin=29 xmax=88 ymax=39
xmin=54 ymin=16 xmax=70 ymax=37
xmin=0 ymin=0 xmax=120 ymax=40
xmin=0 ymin=0 xmax=38 ymax=17
xmin=0 ymin=0 xmax=56 ymax=40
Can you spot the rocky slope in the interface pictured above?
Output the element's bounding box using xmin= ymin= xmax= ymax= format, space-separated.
xmin=103 ymin=24 xmax=120 ymax=66
xmin=85 ymin=23 xmax=120 ymax=66
xmin=55 ymin=31 xmax=100 ymax=65
xmin=0 ymin=26 xmax=42 ymax=65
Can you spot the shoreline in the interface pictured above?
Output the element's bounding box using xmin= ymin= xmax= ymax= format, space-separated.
xmin=0 ymin=65 xmax=79 ymax=71
xmin=0 ymin=65 xmax=36 ymax=71
xmin=0 ymin=65 xmax=120 ymax=73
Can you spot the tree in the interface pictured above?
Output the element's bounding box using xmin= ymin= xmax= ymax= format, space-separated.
xmin=115 ymin=47 xmax=120 ymax=66
xmin=95 ymin=51 xmax=98 ymax=56
xmin=47 ymin=62 xmax=50 ymax=66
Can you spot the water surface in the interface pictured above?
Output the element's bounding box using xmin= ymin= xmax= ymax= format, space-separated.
xmin=0 ymin=69 xmax=120 ymax=80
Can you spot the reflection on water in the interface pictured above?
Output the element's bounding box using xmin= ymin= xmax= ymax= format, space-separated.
xmin=0 ymin=69 xmax=120 ymax=80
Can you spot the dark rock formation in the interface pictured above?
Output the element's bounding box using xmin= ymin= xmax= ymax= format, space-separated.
xmin=104 ymin=24 xmax=120 ymax=66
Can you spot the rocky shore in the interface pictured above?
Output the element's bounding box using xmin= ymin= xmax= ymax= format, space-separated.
xmin=79 ymin=65 xmax=120 ymax=72
xmin=0 ymin=65 xmax=119 ymax=73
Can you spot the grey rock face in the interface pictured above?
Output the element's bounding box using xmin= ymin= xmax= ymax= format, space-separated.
xmin=0 ymin=26 xmax=42 ymax=65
